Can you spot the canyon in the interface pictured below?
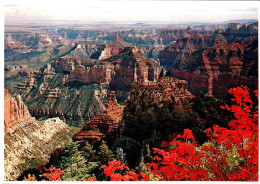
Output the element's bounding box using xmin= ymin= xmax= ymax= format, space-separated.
xmin=9 ymin=46 xmax=164 ymax=126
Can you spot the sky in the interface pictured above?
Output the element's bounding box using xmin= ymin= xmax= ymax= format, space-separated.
xmin=3 ymin=0 xmax=259 ymax=24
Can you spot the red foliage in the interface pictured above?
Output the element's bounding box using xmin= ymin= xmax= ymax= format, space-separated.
xmin=102 ymin=159 xmax=149 ymax=181
xmin=147 ymin=86 xmax=258 ymax=181
xmin=84 ymin=176 xmax=97 ymax=181
xmin=42 ymin=166 xmax=64 ymax=181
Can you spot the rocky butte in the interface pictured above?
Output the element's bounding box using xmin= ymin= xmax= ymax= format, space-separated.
xmin=4 ymin=89 xmax=74 ymax=181
xmin=170 ymin=40 xmax=258 ymax=98
xmin=73 ymin=91 xmax=124 ymax=144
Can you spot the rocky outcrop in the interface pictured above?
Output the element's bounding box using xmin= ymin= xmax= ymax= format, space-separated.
xmin=170 ymin=41 xmax=258 ymax=98
xmin=221 ymin=22 xmax=258 ymax=45
xmin=4 ymin=65 xmax=29 ymax=72
xmin=4 ymin=90 xmax=73 ymax=181
xmin=73 ymin=91 xmax=124 ymax=144
xmin=159 ymin=33 xmax=227 ymax=66
xmin=127 ymin=77 xmax=193 ymax=107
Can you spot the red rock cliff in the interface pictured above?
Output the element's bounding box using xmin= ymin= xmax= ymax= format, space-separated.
xmin=4 ymin=89 xmax=34 ymax=133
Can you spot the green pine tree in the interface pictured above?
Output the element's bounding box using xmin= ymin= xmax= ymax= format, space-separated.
xmin=97 ymin=141 xmax=115 ymax=164
xmin=80 ymin=142 xmax=97 ymax=162
xmin=60 ymin=141 xmax=97 ymax=181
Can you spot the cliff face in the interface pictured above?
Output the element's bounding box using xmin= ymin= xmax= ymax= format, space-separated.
xmin=4 ymin=89 xmax=34 ymax=134
xmin=73 ymin=91 xmax=124 ymax=144
xmin=159 ymin=33 xmax=227 ymax=66
xmin=170 ymin=41 xmax=258 ymax=98
xmin=4 ymin=90 xmax=73 ymax=181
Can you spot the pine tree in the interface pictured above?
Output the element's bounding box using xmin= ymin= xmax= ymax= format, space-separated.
xmin=97 ymin=141 xmax=115 ymax=164
xmin=60 ymin=141 xmax=97 ymax=181
xmin=80 ymin=142 xmax=97 ymax=162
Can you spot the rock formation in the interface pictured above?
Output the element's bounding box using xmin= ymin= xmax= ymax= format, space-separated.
xmin=4 ymin=89 xmax=74 ymax=181
xmin=170 ymin=41 xmax=258 ymax=98
xmin=73 ymin=91 xmax=124 ymax=144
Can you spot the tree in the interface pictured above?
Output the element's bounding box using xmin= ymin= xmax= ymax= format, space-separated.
xmin=60 ymin=141 xmax=97 ymax=181
xmin=97 ymin=141 xmax=115 ymax=164
xmin=80 ymin=142 xmax=97 ymax=162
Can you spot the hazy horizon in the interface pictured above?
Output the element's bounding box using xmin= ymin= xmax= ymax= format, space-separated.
xmin=4 ymin=0 xmax=258 ymax=25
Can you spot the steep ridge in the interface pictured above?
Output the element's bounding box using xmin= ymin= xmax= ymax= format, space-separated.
xmin=170 ymin=41 xmax=258 ymax=98
xmin=73 ymin=91 xmax=124 ymax=144
xmin=4 ymin=89 xmax=73 ymax=181
xmin=61 ymin=41 xmax=101 ymax=59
